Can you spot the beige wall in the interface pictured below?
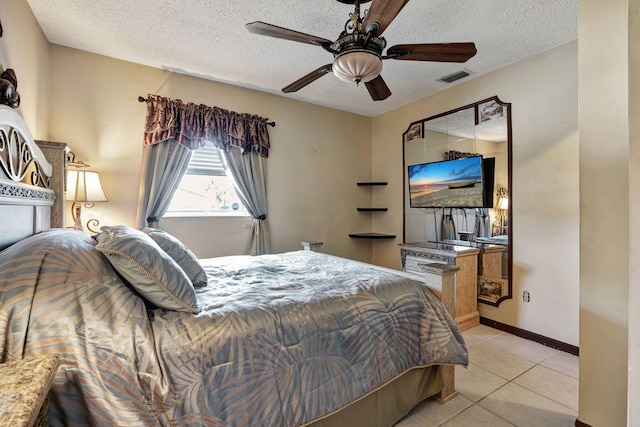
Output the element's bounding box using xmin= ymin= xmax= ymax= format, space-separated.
xmin=578 ymin=1 xmax=637 ymax=425
xmin=0 ymin=0 xmax=50 ymax=137
xmin=372 ymin=41 xmax=580 ymax=347
xmin=47 ymin=45 xmax=374 ymax=262
xmin=629 ymin=0 xmax=640 ymax=423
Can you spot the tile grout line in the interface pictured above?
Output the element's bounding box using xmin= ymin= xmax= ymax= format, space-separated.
xmin=469 ymin=382 xmax=517 ymax=427
xmin=509 ymin=363 xmax=579 ymax=413
xmin=448 ymin=326 xmax=579 ymax=425
xmin=456 ymin=357 xmax=578 ymax=425
xmin=401 ymin=326 xmax=578 ymax=427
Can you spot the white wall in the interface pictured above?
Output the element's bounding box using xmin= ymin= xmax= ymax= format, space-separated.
xmin=372 ymin=41 xmax=580 ymax=347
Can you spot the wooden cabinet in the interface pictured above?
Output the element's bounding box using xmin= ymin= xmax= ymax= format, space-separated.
xmin=350 ymin=182 xmax=396 ymax=239
xmin=479 ymin=244 xmax=507 ymax=278
xmin=477 ymin=244 xmax=509 ymax=304
xmin=399 ymin=241 xmax=480 ymax=331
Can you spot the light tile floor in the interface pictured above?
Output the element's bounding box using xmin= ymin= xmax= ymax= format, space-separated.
xmin=396 ymin=324 xmax=579 ymax=427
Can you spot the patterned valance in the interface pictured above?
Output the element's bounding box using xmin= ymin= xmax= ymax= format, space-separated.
xmin=142 ymin=94 xmax=271 ymax=157
xmin=444 ymin=150 xmax=480 ymax=160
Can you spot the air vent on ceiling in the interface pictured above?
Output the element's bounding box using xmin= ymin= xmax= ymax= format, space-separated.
xmin=438 ymin=69 xmax=474 ymax=84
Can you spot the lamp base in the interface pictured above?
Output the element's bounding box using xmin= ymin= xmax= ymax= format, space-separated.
xmin=71 ymin=202 xmax=84 ymax=231
xmin=70 ymin=202 xmax=101 ymax=233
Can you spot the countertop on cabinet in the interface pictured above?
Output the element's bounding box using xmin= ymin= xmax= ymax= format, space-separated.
xmin=0 ymin=355 xmax=60 ymax=427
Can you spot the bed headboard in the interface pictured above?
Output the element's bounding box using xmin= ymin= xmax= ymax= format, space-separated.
xmin=0 ymin=106 xmax=56 ymax=250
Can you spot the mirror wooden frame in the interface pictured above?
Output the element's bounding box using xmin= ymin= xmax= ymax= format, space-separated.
xmin=402 ymin=96 xmax=512 ymax=307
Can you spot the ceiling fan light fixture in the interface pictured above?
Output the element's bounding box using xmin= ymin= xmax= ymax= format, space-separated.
xmin=332 ymin=50 xmax=383 ymax=85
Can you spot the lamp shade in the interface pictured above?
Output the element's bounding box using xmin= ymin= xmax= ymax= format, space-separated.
xmin=497 ymin=196 xmax=509 ymax=210
xmin=66 ymin=170 xmax=108 ymax=202
xmin=332 ymin=50 xmax=383 ymax=84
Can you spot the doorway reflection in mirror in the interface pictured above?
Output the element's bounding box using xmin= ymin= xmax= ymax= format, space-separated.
xmin=492 ymin=187 xmax=508 ymax=236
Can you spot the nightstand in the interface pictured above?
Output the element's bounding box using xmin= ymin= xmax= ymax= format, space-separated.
xmin=0 ymin=355 xmax=60 ymax=427
xmin=301 ymin=241 xmax=323 ymax=252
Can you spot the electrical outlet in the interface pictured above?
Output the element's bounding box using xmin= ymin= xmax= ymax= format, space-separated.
xmin=523 ymin=291 xmax=530 ymax=303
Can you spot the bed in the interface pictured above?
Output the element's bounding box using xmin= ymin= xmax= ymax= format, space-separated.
xmin=0 ymin=105 xmax=468 ymax=426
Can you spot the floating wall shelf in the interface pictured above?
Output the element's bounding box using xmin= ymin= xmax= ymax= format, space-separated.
xmin=356 ymin=182 xmax=388 ymax=186
xmin=351 ymin=181 xmax=394 ymax=239
xmin=349 ymin=233 xmax=397 ymax=239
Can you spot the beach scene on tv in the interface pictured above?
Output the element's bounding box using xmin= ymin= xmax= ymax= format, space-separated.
xmin=409 ymin=156 xmax=484 ymax=208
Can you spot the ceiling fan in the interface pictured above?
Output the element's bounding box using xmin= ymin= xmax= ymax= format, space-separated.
xmin=246 ymin=0 xmax=477 ymax=101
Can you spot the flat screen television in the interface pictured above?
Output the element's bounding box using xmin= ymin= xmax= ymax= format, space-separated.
xmin=408 ymin=155 xmax=485 ymax=208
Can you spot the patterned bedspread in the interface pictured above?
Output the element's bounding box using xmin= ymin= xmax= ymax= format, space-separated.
xmin=0 ymin=229 xmax=467 ymax=426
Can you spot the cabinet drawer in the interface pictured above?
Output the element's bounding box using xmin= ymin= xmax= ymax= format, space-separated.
xmin=405 ymin=255 xmax=449 ymax=274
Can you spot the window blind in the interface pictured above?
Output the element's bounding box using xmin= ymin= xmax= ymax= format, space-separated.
xmin=186 ymin=143 xmax=225 ymax=176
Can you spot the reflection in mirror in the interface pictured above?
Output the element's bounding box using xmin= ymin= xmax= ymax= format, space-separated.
xmin=402 ymin=97 xmax=511 ymax=306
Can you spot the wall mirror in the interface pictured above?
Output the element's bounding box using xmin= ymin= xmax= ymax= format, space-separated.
xmin=402 ymin=96 xmax=512 ymax=306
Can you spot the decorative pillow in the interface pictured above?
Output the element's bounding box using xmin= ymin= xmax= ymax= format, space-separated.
xmin=140 ymin=227 xmax=208 ymax=288
xmin=95 ymin=225 xmax=200 ymax=313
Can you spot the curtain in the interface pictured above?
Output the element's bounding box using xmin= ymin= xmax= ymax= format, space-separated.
xmin=223 ymin=147 xmax=269 ymax=255
xmin=136 ymin=95 xmax=272 ymax=254
xmin=444 ymin=150 xmax=480 ymax=160
xmin=441 ymin=208 xmax=457 ymax=240
xmin=136 ymin=141 xmax=192 ymax=228
xmin=473 ymin=208 xmax=491 ymax=238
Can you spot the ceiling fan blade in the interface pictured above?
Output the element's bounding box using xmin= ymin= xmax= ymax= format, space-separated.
xmin=363 ymin=0 xmax=410 ymax=36
xmin=282 ymin=64 xmax=333 ymax=93
xmin=387 ymin=43 xmax=477 ymax=62
xmin=365 ymin=75 xmax=392 ymax=101
xmin=246 ymin=21 xmax=333 ymax=47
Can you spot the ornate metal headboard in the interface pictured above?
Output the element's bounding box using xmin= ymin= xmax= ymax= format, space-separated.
xmin=0 ymin=106 xmax=56 ymax=250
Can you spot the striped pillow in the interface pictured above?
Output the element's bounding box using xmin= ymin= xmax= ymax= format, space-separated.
xmin=95 ymin=225 xmax=200 ymax=313
xmin=141 ymin=228 xmax=207 ymax=288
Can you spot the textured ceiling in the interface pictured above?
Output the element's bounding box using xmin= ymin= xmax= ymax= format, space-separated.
xmin=26 ymin=0 xmax=577 ymax=117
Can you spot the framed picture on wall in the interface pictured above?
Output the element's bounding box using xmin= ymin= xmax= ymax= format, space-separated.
xmin=405 ymin=122 xmax=423 ymax=142
xmin=476 ymin=100 xmax=505 ymax=124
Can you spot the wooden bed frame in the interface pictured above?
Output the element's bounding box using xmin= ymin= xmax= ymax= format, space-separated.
xmin=0 ymin=105 xmax=459 ymax=426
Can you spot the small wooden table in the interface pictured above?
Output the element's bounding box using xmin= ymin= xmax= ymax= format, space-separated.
xmin=0 ymin=355 xmax=60 ymax=427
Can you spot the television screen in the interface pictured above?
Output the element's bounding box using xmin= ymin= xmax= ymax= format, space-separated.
xmin=408 ymin=156 xmax=484 ymax=208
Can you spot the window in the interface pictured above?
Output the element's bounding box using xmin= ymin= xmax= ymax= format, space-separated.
xmin=166 ymin=142 xmax=248 ymax=216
